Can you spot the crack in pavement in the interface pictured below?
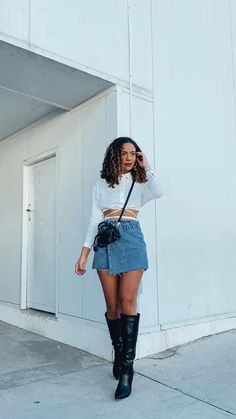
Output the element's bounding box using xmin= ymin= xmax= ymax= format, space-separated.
xmin=135 ymin=371 xmax=236 ymax=416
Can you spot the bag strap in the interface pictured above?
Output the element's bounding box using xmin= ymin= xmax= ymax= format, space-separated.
xmin=117 ymin=180 xmax=135 ymax=223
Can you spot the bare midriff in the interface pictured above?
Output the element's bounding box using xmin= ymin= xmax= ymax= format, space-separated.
xmin=103 ymin=208 xmax=139 ymax=220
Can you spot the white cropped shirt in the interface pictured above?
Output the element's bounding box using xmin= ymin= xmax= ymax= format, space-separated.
xmin=83 ymin=168 xmax=164 ymax=249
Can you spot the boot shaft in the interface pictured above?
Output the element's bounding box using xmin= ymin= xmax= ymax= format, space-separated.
xmin=105 ymin=312 xmax=122 ymax=350
xmin=105 ymin=312 xmax=123 ymax=380
xmin=114 ymin=313 xmax=140 ymax=400
xmin=120 ymin=313 xmax=140 ymax=366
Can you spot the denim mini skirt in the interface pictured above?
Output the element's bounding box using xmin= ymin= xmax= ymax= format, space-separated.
xmin=92 ymin=219 xmax=149 ymax=275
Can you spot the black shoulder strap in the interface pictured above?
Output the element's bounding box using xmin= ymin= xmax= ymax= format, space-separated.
xmin=117 ymin=180 xmax=135 ymax=222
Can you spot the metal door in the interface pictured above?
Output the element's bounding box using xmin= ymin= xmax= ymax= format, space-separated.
xmin=27 ymin=156 xmax=56 ymax=313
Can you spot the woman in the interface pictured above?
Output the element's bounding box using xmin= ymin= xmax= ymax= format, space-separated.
xmin=75 ymin=136 xmax=164 ymax=400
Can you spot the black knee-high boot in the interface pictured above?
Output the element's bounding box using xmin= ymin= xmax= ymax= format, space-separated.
xmin=115 ymin=313 xmax=140 ymax=400
xmin=105 ymin=312 xmax=123 ymax=380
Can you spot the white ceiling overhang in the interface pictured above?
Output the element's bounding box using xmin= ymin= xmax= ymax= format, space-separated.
xmin=0 ymin=40 xmax=113 ymax=141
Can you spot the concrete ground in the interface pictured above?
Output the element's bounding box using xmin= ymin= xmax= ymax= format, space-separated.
xmin=0 ymin=320 xmax=236 ymax=419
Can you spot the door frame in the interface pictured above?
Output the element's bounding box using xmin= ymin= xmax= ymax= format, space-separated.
xmin=21 ymin=148 xmax=59 ymax=316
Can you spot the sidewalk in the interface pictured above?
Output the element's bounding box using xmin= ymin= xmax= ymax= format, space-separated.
xmin=0 ymin=320 xmax=235 ymax=418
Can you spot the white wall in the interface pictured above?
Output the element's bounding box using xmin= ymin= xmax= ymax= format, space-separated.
xmin=152 ymin=0 xmax=236 ymax=326
xmin=0 ymin=84 xmax=165 ymax=357
xmin=116 ymin=86 xmax=162 ymax=327
xmin=1 ymin=0 xmax=236 ymax=357
xmin=0 ymin=0 xmax=29 ymax=42
xmin=0 ymin=136 xmax=26 ymax=304
xmin=0 ymin=0 xmax=153 ymax=91
xmin=0 ymin=83 xmax=162 ymax=329
xmin=0 ymin=88 xmax=117 ymax=325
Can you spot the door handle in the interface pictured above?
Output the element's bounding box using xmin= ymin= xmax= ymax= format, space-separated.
xmin=26 ymin=205 xmax=33 ymax=221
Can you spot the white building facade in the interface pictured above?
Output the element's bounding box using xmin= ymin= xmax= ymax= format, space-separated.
xmin=0 ymin=0 xmax=236 ymax=360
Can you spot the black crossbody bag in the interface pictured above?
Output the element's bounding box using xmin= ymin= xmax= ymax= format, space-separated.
xmin=93 ymin=179 xmax=135 ymax=252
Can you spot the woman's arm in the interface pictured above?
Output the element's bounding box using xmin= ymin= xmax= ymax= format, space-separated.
xmin=75 ymin=246 xmax=91 ymax=275
xmin=136 ymin=151 xmax=164 ymax=206
xmin=82 ymin=182 xmax=104 ymax=250
xmin=140 ymin=168 xmax=164 ymax=206
xmin=75 ymin=183 xmax=103 ymax=276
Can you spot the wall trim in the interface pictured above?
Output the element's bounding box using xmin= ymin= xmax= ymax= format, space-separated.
xmin=0 ymin=302 xmax=235 ymax=360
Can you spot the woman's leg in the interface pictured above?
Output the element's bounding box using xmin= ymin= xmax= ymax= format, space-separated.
xmin=118 ymin=270 xmax=144 ymax=315
xmin=97 ymin=269 xmax=123 ymax=379
xmin=97 ymin=269 xmax=120 ymax=319
xmin=115 ymin=270 xmax=143 ymax=400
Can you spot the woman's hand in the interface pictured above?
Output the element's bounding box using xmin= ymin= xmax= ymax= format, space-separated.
xmin=136 ymin=151 xmax=150 ymax=172
xmin=75 ymin=248 xmax=90 ymax=275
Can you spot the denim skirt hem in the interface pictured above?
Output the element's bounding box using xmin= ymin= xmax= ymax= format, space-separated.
xmin=92 ymin=219 xmax=149 ymax=275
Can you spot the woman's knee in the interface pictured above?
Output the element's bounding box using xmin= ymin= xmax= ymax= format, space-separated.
xmin=119 ymin=297 xmax=137 ymax=314
xmin=106 ymin=303 xmax=120 ymax=319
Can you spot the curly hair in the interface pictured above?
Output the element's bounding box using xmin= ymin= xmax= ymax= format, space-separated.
xmin=100 ymin=137 xmax=148 ymax=188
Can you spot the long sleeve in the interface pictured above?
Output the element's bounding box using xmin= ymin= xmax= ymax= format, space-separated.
xmin=140 ymin=168 xmax=164 ymax=207
xmin=83 ymin=183 xmax=104 ymax=249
